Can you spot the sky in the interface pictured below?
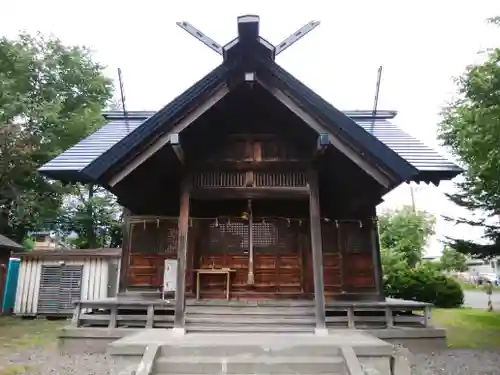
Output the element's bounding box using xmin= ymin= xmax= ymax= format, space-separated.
xmin=2 ymin=0 xmax=500 ymax=256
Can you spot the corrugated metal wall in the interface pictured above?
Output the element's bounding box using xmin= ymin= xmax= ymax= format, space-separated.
xmin=14 ymin=257 xmax=114 ymax=315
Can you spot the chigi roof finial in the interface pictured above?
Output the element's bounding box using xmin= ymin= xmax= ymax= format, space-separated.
xmin=176 ymin=16 xmax=320 ymax=61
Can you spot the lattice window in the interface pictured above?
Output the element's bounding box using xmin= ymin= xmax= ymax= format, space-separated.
xmin=253 ymin=219 xmax=296 ymax=253
xmin=254 ymin=171 xmax=308 ymax=187
xmin=130 ymin=220 xmax=178 ymax=254
xmin=208 ymin=219 xmax=249 ymax=253
xmin=193 ymin=171 xmax=246 ymax=187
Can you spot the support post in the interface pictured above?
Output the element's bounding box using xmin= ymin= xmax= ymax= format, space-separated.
xmin=174 ymin=178 xmax=191 ymax=334
xmin=308 ymin=170 xmax=327 ymax=335
xmin=247 ymin=199 xmax=254 ymax=285
xmin=118 ymin=209 xmax=131 ymax=294
xmin=371 ymin=216 xmax=385 ymax=301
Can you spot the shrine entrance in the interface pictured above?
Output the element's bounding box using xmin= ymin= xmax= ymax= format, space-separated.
xmin=194 ymin=199 xmax=309 ymax=299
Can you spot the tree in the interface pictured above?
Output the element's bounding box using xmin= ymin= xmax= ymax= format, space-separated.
xmin=439 ymin=247 xmax=468 ymax=272
xmin=378 ymin=205 xmax=436 ymax=267
xmin=56 ymin=184 xmax=122 ymax=249
xmin=438 ymin=17 xmax=500 ymax=258
xmin=0 ymin=33 xmax=113 ymax=242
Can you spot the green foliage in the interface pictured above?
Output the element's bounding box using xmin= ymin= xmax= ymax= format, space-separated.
xmin=438 ymin=17 xmax=500 ymax=257
xmin=379 ymin=206 xmax=461 ymax=307
xmin=440 ymin=247 xmax=468 ymax=272
xmin=0 ymin=32 xmax=113 ymax=242
xmin=378 ymin=205 xmax=435 ymax=267
xmin=21 ymin=237 xmax=35 ymax=251
xmin=383 ymin=263 xmax=464 ymax=308
xmin=56 ymin=184 xmax=122 ymax=249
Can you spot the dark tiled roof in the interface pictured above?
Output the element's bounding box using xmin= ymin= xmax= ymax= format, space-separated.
xmin=0 ymin=234 xmax=23 ymax=251
xmin=259 ymin=61 xmax=418 ymax=180
xmin=39 ymin=108 xmax=461 ymax=184
xmin=39 ymin=60 xmax=462 ymax=185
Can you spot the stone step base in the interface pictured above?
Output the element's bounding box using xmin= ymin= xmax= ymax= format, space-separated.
xmin=154 ymin=355 xmax=346 ymax=374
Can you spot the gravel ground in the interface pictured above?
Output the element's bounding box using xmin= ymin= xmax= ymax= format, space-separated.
xmin=0 ymin=347 xmax=138 ymax=375
xmin=1 ymin=343 xmax=500 ymax=375
xmin=412 ymin=349 xmax=500 ymax=375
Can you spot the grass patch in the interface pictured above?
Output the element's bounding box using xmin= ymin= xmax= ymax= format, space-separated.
xmin=0 ymin=364 xmax=32 ymax=375
xmin=0 ymin=317 xmax=65 ymax=353
xmin=433 ymin=308 xmax=500 ymax=348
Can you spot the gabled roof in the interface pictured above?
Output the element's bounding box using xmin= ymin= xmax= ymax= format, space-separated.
xmin=39 ymin=105 xmax=461 ymax=186
xmin=39 ymin=16 xmax=462 ymax=187
xmin=0 ymin=234 xmax=23 ymax=252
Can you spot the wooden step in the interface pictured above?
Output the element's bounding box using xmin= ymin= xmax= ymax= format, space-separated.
xmin=186 ymin=315 xmax=315 ymax=325
xmin=186 ymin=306 xmax=314 ymax=315
xmin=186 ymin=324 xmax=314 ymax=333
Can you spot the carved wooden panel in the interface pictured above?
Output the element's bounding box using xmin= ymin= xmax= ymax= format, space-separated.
xmin=342 ymin=253 xmax=375 ymax=292
xmin=338 ymin=221 xmax=371 ymax=253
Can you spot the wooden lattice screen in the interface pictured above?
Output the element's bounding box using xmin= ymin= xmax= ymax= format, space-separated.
xmin=129 ymin=219 xmax=178 ymax=254
xmin=338 ymin=221 xmax=371 ymax=253
xmin=253 ymin=218 xmax=297 ymax=253
xmin=207 ymin=219 xmax=249 ymax=253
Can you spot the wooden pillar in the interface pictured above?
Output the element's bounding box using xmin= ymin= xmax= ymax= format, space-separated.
xmin=308 ymin=170 xmax=327 ymax=334
xmin=247 ymin=199 xmax=255 ymax=285
xmin=174 ymin=178 xmax=191 ymax=333
xmin=118 ymin=208 xmax=131 ymax=294
xmin=371 ymin=216 xmax=385 ymax=301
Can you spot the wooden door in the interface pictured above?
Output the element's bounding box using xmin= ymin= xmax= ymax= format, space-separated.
xmin=196 ymin=218 xmax=305 ymax=298
xmin=252 ymin=219 xmax=303 ymax=295
xmin=197 ymin=219 xmax=250 ymax=297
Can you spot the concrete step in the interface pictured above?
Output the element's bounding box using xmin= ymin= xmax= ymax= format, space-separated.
xmin=186 ymin=324 xmax=314 ymax=333
xmin=160 ymin=342 xmax=341 ymax=357
xmin=155 ymin=373 xmax=344 ymax=375
xmin=154 ymin=355 xmax=345 ymax=374
xmin=186 ymin=315 xmax=315 ymax=325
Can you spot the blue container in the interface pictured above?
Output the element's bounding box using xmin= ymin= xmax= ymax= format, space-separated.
xmin=2 ymin=258 xmax=20 ymax=313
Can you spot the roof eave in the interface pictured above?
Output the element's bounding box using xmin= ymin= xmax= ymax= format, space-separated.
xmin=409 ymin=168 xmax=463 ymax=185
xmin=82 ymin=64 xmax=230 ymax=183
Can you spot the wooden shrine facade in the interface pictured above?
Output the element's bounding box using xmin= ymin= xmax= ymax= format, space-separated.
xmin=39 ymin=15 xmax=462 ymax=333
xmin=122 ymin=214 xmax=381 ymax=300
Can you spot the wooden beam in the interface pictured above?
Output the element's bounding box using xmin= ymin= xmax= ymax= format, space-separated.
xmin=173 ymin=177 xmax=191 ymax=333
xmin=109 ymin=85 xmax=229 ymax=187
xmin=190 ymin=187 xmax=309 ymax=200
xmin=371 ymin=216 xmax=385 ymax=301
xmin=190 ymin=160 xmax=312 ymax=171
xmin=258 ymin=80 xmax=392 ymax=188
xmin=308 ymin=170 xmax=327 ymax=334
xmin=118 ymin=209 xmax=131 ymax=294
xmin=169 ymin=133 xmax=184 ymax=164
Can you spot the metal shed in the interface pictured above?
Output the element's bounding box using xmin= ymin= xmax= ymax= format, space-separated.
xmin=0 ymin=234 xmax=23 ymax=313
xmin=13 ymin=248 xmax=121 ymax=316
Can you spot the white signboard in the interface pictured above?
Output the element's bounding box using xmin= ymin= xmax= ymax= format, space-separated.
xmin=164 ymin=259 xmax=178 ymax=292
